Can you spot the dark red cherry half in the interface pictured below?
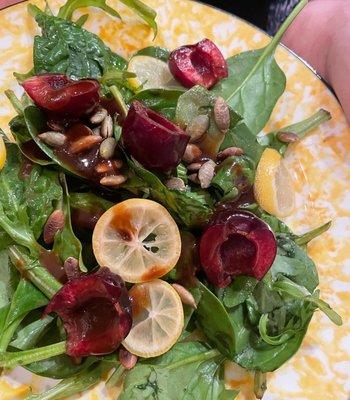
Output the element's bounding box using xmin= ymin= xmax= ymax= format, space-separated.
xmin=122 ymin=100 xmax=189 ymax=172
xmin=22 ymin=74 xmax=100 ymax=118
xmin=168 ymin=38 xmax=228 ymax=89
xmin=200 ymin=210 xmax=277 ymax=288
xmin=44 ymin=267 xmax=132 ymax=357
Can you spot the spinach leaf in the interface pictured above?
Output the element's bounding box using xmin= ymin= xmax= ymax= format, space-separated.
xmin=27 ymin=361 xmax=115 ymax=400
xmin=0 ymin=144 xmax=61 ymax=253
xmin=258 ymin=109 xmax=331 ymax=155
xmin=30 ymin=6 xmax=127 ymax=79
xmin=294 ymin=221 xmax=331 ymax=246
xmin=127 ymin=158 xmax=213 ymax=227
xmin=119 ymin=341 xmax=237 ymax=400
xmin=196 ymin=282 xmax=236 ymax=358
xmin=220 ymin=121 xmax=264 ymax=164
xmin=221 ymin=276 xmax=258 ymax=308
xmin=212 ymin=155 xmax=255 ymax=201
xmin=53 ymin=175 xmax=86 ymax=271
xmin=176 ymin=85 xmax=241 ymax=158
xmin=132 ymin=88 xmax=185 ymax=120
xmin=70 ymin=192 xmax=113 ymax=213
xmin=134 ymin=45 xmax=170 ymax=62
xmin=212 ymin=1 xmax=307 ymax=134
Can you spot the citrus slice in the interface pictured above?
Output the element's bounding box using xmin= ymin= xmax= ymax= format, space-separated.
xmin=128 ymin=55 xmax=182 ymax=90
xmin=254 ymin=148 xmax=295 ymax=218
xmin=92 ymin=199 xmax=181 ymax=283
xmin=0 ymin=136 xmax=6 ymax=170
xmin=123 ymin=279 xmax=184 ymax=357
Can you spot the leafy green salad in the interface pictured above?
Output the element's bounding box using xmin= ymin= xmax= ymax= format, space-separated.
xmin=0 ymin=0 xmax=342 ymax=399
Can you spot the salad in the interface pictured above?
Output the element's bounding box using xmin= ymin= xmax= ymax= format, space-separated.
xmin=0 ymin=0 xmax=342 ymax=399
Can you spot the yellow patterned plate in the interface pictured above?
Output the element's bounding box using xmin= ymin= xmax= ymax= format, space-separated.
xmin=0 ymin=1 xmax=349 ymax=399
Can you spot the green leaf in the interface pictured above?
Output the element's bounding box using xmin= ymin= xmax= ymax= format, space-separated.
xmin=0 ymin=144 xmax=61 ymax=252
xmin=220 ymin=121 xmax=264 ymax=164
xmin=58 ymin=0 xmax=121 ymax=21
xmin=10 ymin=316 xmax=54 ymax=350
xmin=212 ymin=0 xmax=307 ymax=134
xmin=127 ymin=158 xmax=213 ymax=227
xmin=32 ymin=8 xmax=127 ymax=79
xmin=53 ymin=175 xmax=86 ymax=271
xmin=212 ymin=155 xmax=255 ymax=201
xmin=27 ymin=362 xmax=114 ymax=400
xmin=134 ymin=45 xmax=170 ymax=62
xmin=196 ymin=282 xmax=236 ymax=358
xmin=221 ymin=276 xmax=258 ymax=308
xmin=273 ymin=277 xmax=342 ymax=325
xmin=259 ymin=109 xmax=332 ymax=155
xmin=176 ymin=85 xmax=241 ymax=158
xmin=119 ymin=341 xmax=235 ymax=400
xmin=70 ymin=192 xmax=113 ymax=213
xmin=132 ymin=88 xmax=185 ymax=120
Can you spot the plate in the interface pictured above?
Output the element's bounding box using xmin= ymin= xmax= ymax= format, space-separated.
xmin=0 ymin=0 xmax=349 ymax=399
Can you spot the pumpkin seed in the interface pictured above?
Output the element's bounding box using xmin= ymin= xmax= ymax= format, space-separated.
xmin=276 ymin=131 xmax=300 ymax=143
xmin=198 ymin=159 xmax=216 ymax=189
xmin=101 ymin=114 xmax=113 ymax=138
xmin=70 ymin=135 xmax=102 ymax=154
xmin=166 ymin=177 xmax=186 ymax=191
xmin=43 ymin=209 xmax=65 ymax=244
xmin=100 ymin=174 xmax=127 ymax=186
xmin=217 ymin=146 xmax=244 ymax=161
xmin=182 ymin=144 xmax=202 ymax=164
xmin=187 ymin=162 xmax=203 ymax=172
xmin=172 ymin=283 xmax=197 ymax=309
xmin=90 ymin=107 xmax=108 ymax=124
xmin=188 ymin=173 xmax=199 ymax=184
xmin=99 ymin=137 xmax=117 ymax=159
xmin=119 ymin=348 xmax=137 ymax=370
xmin=38 ymin=131 xmax=66 ymax=147
xmin=186 ymin=114 xmax=209 ymax=143
xmin=214 ymin=96 xmax=230 ymax=133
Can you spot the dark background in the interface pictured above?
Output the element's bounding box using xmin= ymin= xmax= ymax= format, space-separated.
xmin=202 ymin=0 xmax=270 ymax=30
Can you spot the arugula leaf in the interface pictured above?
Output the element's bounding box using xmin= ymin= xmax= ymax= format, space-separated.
xmin=27 ymin=361 xmax=114 ymax=400
xmin=119 ymin=341 xmax=237 ymax=400
xmin=132 ymin=88 xmax=185 ymax=120
xmin=0 ymin=144 xmax=61 ymax=253
xmin=196 ymin=282 xmax=236 ymax=358
xmin=258 ymin=109 xmax=331 ymax=155
xmin=212 ymin=0 xmax=307 ymax=134
xmin=30 ymin=6 xmax=127 ymax=79
xmin=127 ymin=158 xmax=213 ymax=227
xmin=295 ymin=221 xmax=331 ymax=246
xmin=176 ymin=85 xmax=241 ymax=157
xmin=118 ymin=0 xmax=157 ymax=37
xmin=212 ymin=155 xmax=255 ymax=201
xmin=10 ymin=316 xmax=54 ymax=351
xmin=134 ymin=45 xmax=170 ymax=62
xmin=53 ymin=175 xmax=86 ymax=271
xmin=57 ymin=0 xmax=121 ymax=21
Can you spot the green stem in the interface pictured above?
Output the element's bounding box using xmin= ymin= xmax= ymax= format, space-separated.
xmin=110 ymin=85 xmax=128 ymax=119
xmin=295 ymin=221 xmax=331 ymax=246
xmin=167 ymin=349 xmax=221 ymax=370
xmin=254 ymin=371 xmax=267 ymax=399
xmin=106 ymin=364 xmax=125 ymax=389
xmin=9 ymin=246 xmax=62 ymax=299
xmin=0 ymin=341 xmax=66 ymax=369
xmin=226 ymin=0 xmax=308 ymax=103
xmin=4 ymin=89 xmax=24 ymax=115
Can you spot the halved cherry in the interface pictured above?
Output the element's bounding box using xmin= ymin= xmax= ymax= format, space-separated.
xmin=22 ymin=74 xmax=100 ymax=118
xmin=168 ymin=38 xmax=228 ymax=89
xmin=44 ymin=267 xmax=132 ymax=357
xmin=122 ymin=101 xmax=189 ymax=172
xmin=200 ymin=210 xmax=277 ymax=288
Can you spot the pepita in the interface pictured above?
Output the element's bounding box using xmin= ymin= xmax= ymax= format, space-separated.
xmin=214 ymin=96 xmax=230 ymax=133
xmin=276 ymin=131 xmax=300 ymax=143
xmin=99 ymin=137 xmax=117 ymax=160
xmin=171 ymin=283 xmax=197 ymax=309
xmin=165 ymin=177 xmax=186 ymax=191
xmin=217 ymin=146 xmax=244 ymax=161
xmin=186 ymin=114 xmax=209 ymax=143
xmin=38 ymin=131 xmax=66 ymax=147
xmin=198 ymin=159 xmax=216 ymax=189
xmin=43 ymin=209 xmax=65 ymax=244
xmin=182 ymin=144 xmax=202 ymax=164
